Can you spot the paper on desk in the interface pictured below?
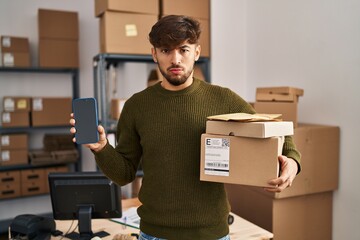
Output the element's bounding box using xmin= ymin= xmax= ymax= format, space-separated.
xmin=207 ymin=113 xmax=282 ymax=122
xmin=111 ymin=207 xmax=140 ymax=229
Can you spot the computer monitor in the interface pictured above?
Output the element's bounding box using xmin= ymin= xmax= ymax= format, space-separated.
xmin=48 ymin=172 xmax=122 ymax=240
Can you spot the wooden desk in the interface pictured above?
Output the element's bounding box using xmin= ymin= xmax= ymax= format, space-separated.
xmin=54 ymin=198 xmax=273 ymax=240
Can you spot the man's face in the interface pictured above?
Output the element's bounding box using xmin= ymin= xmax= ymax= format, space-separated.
xmin=152 ymin=41 xmax=201 ymax=87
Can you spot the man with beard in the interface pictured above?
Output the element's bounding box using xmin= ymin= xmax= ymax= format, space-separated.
xmin=70 ymin=15 xmax=301 ymax=240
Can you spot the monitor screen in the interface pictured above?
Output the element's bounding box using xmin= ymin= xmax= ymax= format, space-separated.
xmin=48 ymin=171 xmax=121 ymax=240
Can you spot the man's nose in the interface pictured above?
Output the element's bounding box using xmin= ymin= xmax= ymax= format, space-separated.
xmin=170 ymin=50 xmax=182 ymax=65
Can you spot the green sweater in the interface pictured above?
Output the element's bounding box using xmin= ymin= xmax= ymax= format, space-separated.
xmin=94 ymin=78 xmax=301 ymax=240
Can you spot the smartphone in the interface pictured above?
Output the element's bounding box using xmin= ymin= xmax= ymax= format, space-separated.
xmin=72 ymin=97 xmax=99 ymax=144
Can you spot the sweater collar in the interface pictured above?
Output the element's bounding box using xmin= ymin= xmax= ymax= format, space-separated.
xmin=154 ymin=78 xmax=202 ymax=96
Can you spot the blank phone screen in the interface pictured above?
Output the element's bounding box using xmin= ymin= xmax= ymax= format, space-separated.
xmin=73 ymin=98 xmax=99 ymax=144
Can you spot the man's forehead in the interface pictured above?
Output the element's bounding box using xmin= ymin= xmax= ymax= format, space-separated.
xmin=158 ymin=40 xmax=196 ymax=50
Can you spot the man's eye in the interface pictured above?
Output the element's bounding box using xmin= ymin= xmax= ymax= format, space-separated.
xmin=161 ymin=49 xmax=169 ymax=53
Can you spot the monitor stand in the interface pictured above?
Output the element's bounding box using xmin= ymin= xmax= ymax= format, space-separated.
xmin=64 ymin=205 xmax=110 ymax=240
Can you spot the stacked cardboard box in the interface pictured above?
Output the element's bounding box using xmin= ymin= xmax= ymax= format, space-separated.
xmin=0 ymin=36 xmax=30 ymax=67
xmin=31 ymin=97 xmax=72 ymax=126
xmin=95 ymin=0 xmax=159 ymax=55
xmin=38 ymin=9 xmax=79 ymax=68
xmin=1 ymin=96 xmax=31 ymax=128
xmin=254 ymin=87 xmax=304 ymax=128
xmin=0 ymin=134 xmax=28 ymax=166
xmin=200 ymin=113 xmax=294 ymax=188
xmin=161 ymin=0 xmax=210 ymax=57
xmin=224 ymin=117 xmax=340 ymax=237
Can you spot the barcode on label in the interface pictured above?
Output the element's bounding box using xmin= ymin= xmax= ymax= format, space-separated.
xmin=206 ymin=162 xmax=229 ymax=168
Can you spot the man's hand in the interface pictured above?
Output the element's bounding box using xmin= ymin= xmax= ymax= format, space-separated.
xmin=264 ymin=155 xmax=298 ymax=193
xmin=69 ymin=113 xmax=108 ymax=152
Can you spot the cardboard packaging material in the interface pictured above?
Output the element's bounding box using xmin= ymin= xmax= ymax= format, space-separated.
xmin=161 ymin=0 xmax=210 ymax=20
xmin=0 ymin=170 xmax=21 ymax=199
xmin=1 ymin=111 xmax=30 ymax=128
xmin=95 ymin=0 xmax=159 ymax=17
xmin=38 ymin=9 xmax=79 ymax=40
xmin=0 ymin=149 xmax=28 ymax=166
xmin=110 ymin=98 xmax=127 ymax=120
xmin=0 ymin=134 xmax=28 ymax=150
xmin=200 ymin=133 xmax=283 ymax=187
xmin=39 ymin=39 xmax=79 ymax=68
xmin=100 ymin=11 xmax=157 ymax=55
xmin=0 ymin=36 xmax=30 ymax=67
xmin=20 ymin=169 xmax=47 ymax=196
xmin=31 ymin=97 xmax=72 ymax=127
xmin=256 ymin=86 xmax=304 ymax=102
xmin=3 ymin=96 xmax=32 ymax=112
xmin=206 ymin=120 xmax=294 ymax=138
xmin=254 ymin=102 xmax=298 ymax=127
xmin=225 ymin=184 xmax=333 ymax=240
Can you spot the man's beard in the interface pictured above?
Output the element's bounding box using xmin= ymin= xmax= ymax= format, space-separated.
xmin=158 ymin=62 xmax=195 ymax=86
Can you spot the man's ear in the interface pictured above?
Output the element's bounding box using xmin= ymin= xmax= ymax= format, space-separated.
xmin=195 ymin=44 xmax=201 ymax=61
xmin=151 ymin=48 xmax=158 ymax=63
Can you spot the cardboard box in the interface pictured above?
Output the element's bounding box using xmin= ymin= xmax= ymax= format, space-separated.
xmin=1 ymin=52 xmax=30 ymax=67
xmin=0 ymin=134 xmax=28 ymax=150
xmin=254 ymin=102 xmax=298 ymax=127
xmin=31 ymin=97 xmax=72 ymax=127
xmin=225 ymin=185 xmax=333 ymax=240
xmin=0 ymin=149 xmax=28 ymax=166
xmin=39 ymin=39 xmax=79 ymax=68
xmin=38 ymin=9 xmax=79 ymax=40
xmin=100 ymin=11 xmax=157 ymax=55
xmin=95 ymin=0 xmax=159 ymax=17
xmin=0 ymin=171 xmax=21 ymax=199
xmin=206 ymin=120 xmax=294 ymax=138
xmin=20 ymin=168 xmax=47 ymax=196
xmin=1 ymin=36 xmax=29 ymax=52
xmin=3 ymin=96 xmax=31 ymax=112
xmin=161 ymin=0 xmax=210 ymax=20
xmin=200 ymin=134 xmax=283 ymax=187
xmin=110 ymin=98 xmax=127 ymax=120
xmin=256 ymin=86 xmax=304 ymax=96
xmin=1 ymin=111 xmax=30 ymax=128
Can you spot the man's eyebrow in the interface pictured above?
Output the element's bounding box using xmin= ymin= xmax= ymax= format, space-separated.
xmin=179 ymin=45 xmax=191 ymax=49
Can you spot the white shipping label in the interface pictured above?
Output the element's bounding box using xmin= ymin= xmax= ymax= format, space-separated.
xmin=1 ymin=151 xmax=10 ymax=161
xmin=204 ymin=137 xmax=230 ymax=176
xmin=125 ymin=24 xmax=138 ymax=37
xmin=4 ymin=98 xmax=15 ymax=111
xmin=32 ymin=98 xmax=43 ymax=111
xmin=2 ymin=36 xmax=11 ymax=48
xmin=3 ymin=53 xmax=14 ymax=67
xmin=2 ymin=112 xmax=11 ymax=123
xmin=1 ymin=135 xmax=10 ymax=146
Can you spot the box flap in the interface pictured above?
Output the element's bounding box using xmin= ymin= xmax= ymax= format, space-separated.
xmin=207 ymin=113 xmax=282 ymax=122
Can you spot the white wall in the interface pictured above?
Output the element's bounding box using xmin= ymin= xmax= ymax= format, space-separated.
xmin=212 ymin=0 xmax=360 ymax=239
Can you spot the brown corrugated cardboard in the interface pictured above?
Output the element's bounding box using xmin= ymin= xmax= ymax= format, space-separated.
xmin=110 ymin=98 xmax=127 ymax=120
xmin=161 ymin=0 xmax=210 ymax=20
xmin=225 ymin=184 xmax=333 ymax=240
xmin=100 ymin=11 xmax=157 ymax=55
xmin=0 ymin=171 xmax=21 ymax=199
xmin=31 ymin=97 xmax=72 ymax=127
xmin=206 ymin=120 xmax=294 ymax=138
xmin=3 ymin=96 xmax=31 ymax=112
xmin=1 ymin=111 xmax=30 ymax=128
xmin=1 ymin=52 xmax=30 ymax=67
xmin=38 ymin=9 xmax=79 ymax=40
xmin=0 ymin=134 xmax=28 ymax=150
xmin=200 ymin=134 xmax=283 ymax=187
xmin=39 ymin=39 xmax=79 ymax=68
xmin=95 ymin=0 xmax=159 ymax=17
xmin=254 ymin=102 xmax=298 ymax=127
xmin=20 ymin=169 xmax=47 ymax=196
xmin=1 ymin=36 xmax=29 ymax=52
xmin=256 ymin=86 xmax=304 ymax=96
xmin=0 ymin=149 xmax=28 ymax=166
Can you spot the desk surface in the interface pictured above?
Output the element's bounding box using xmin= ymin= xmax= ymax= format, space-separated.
xmin=54 ymin=198 xmax=273 ymax=240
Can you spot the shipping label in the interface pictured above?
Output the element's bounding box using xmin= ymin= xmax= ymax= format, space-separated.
xmin=204 ymin=137 xmax=230 ymax=176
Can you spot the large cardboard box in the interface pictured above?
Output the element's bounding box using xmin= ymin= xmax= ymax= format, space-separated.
xmin=0 ymin=134 xmax=28 ymax=150
xmin=39 ymin=39 xmax=79 ymax=68
xmin=20 ymin=168 xmax=47 ymax=196
xmin=206 ymin=120 xmax=294 ymax=138
xmin=225 ymin=184 xmax=333 ymax=240
xmin=95 ymin=0 xmax=159 ymax=17
xmin=100 ymin=11 xmax=157 ymax=55
xmin=0 ymin=170 xmax=21 ymax=199
xmin=31 ymin=97 xmax=72 ymax=127
xmin=1 ymin=111 xmax=30 ymax=128
xmin=38 ymin=9 xmax=79 ymax=40
xmin=254 ymin=102 xmax=298 ymax=127
xmin=0 ymin=149 xmax=28 ymax=166
xmin=3 ymin=96 xmax=32 ymax=112
xmin=200 ymin=134 xmax=283 ymax=187
xmin=161 ymin=0 xmax=210 ymax=20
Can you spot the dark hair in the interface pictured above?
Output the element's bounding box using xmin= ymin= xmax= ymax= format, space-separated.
xmin=149 ymin=15 xmax=201 ymax=49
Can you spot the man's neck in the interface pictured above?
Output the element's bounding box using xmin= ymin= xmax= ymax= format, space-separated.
xmin=161 ymin=76 xmax=194 ymax=91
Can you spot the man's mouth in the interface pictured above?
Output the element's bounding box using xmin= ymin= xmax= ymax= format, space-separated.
xmin=169 ymin=68 xmax=183 ymax=74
